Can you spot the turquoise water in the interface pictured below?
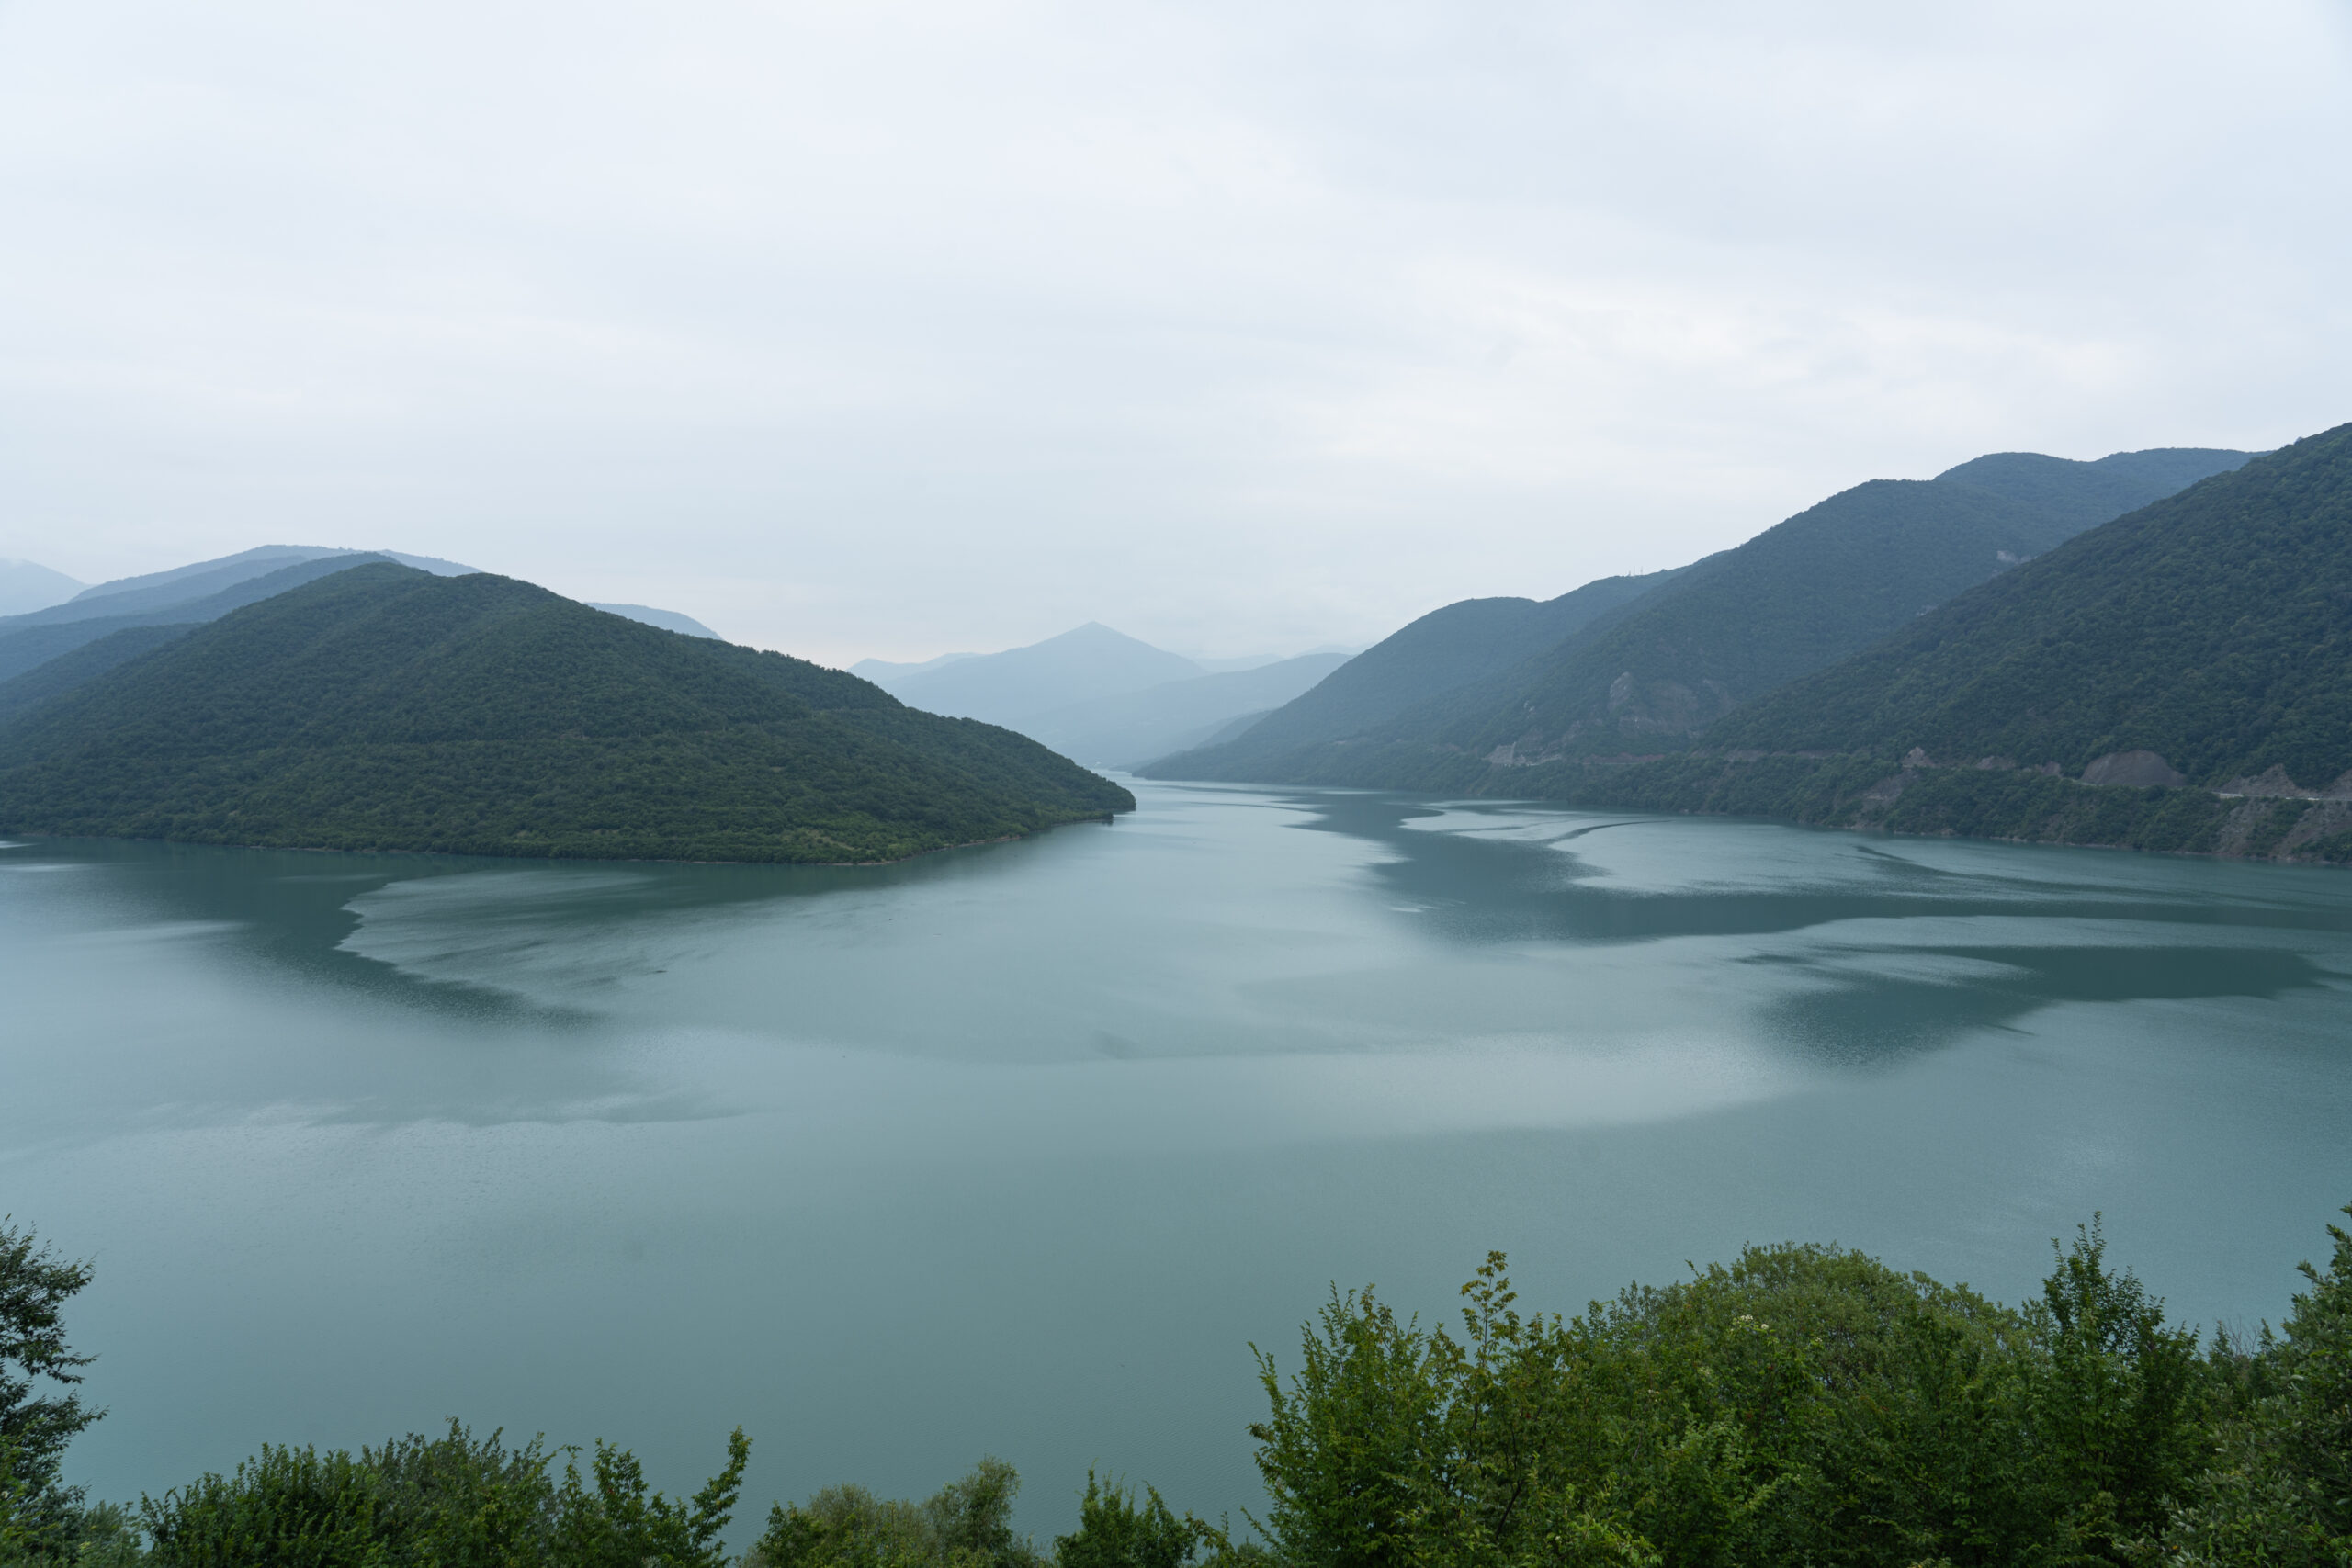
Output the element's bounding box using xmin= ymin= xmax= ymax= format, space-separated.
xmin=3 ymin=781 xmax=2349 ymax=1539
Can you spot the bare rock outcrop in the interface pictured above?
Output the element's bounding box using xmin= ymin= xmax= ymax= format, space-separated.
xmin=2221 ymin=764 xmax=2304 ymax=797
xmin=2080 ymin=750 xmax=2184 ymax=788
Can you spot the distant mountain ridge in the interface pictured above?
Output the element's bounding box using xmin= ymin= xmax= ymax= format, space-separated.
xmin=7 ymin=546 xmax=475 ymax=632
xmin=1019 ymin=651 xmax=1352 ymax=770
xmin=851 ymin=650 xmax=977 ymax=682
xmin=0 ymin=563 xmax=1131 ymax=863
xmin=872 ymin=623 xmax=1206 ymax=726
xmin=1142 ymin=445 xmax=2255 ymax=788
xmin=0 ymin=553 xmax=413 ymax=685
xmin=0 ymin=559 xmax=84 ymax=617
xmin=588 ymin=603 xmax=722 ymax=640
xmin=0 ymin=547 xmax=729 ymax=698
xmin=856 ymin=623 xmax=1366 ymax=771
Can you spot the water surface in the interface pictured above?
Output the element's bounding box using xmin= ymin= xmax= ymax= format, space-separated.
xmin=3 ymin=782 xmax=2348 ymax=1537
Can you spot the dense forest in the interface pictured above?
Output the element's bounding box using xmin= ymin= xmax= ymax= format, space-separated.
xmin=5 ymin=1203 xmax=2346 ymax=1566
xmin=0 ymin=564 xmax=1133 ymax=864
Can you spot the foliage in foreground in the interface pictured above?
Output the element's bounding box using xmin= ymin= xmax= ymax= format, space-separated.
xmin=5 ymin=1206 xmax=2348 ymax=1566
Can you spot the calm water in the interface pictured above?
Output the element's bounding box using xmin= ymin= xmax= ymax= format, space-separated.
xmin=4 ymin=782 xmax=2350 ymax=1540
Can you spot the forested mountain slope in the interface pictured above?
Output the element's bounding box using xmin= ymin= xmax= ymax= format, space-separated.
xmin=0 ymin=563 xmax=1131 ymax=863
xmin=1714 ymin=423 xmax=2352 ymax=788
xmin=1145 ymin=446 xmax=2251 ymax=788
xmin=0 ymin=625 xmax=195 ymax=728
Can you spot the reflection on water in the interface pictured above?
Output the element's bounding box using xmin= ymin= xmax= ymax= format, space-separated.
xmin=20 ymin=789 xmax=2346 ymax=1066
xmin=1756 ymin=943 xmax=2334 ymax=1059
xmin=2 ymin=784 xmax=2349 ymax=1542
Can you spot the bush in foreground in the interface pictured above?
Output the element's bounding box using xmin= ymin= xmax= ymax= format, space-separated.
xmin=5 ymin=1208 xmax=2348 ymax=1565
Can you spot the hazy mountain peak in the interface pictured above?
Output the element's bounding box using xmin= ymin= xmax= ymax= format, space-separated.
xmin=68 ymin=545 xmax=341 ymax=603
xmin=866 ymin=622 xmax=1204 ymax=727
xmin=586 ymin=603 xmax=722 ymax=639
xmin=0 ymin=559 xmax=85 ymax=617
xmin=850 ymin=650 xmax=977 ymax=682
xmin=14 ymin=546 xmax=481 ymax=634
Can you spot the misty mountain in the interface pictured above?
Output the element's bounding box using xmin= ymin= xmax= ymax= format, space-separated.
xmin=0 ymin=553 xmax=415 ymax=685
xmin=1018 ymin=651 xmax=1353 ymax=770
xmin=11 ymin=546 xmax=476 ymax=632
xmin=870 ymin=623 xmax=1205 ymax=726
xmin=1148 ymin=569 xmax=1679 ymax=780
xmin=0 ymin=559 xmax=84 ymax=617
xmin=1143 ymin=446 xmax=2253 ymax=788
xmin=0 ymin=562 xmax=1132 ymax=863
xmin=850 ymin=650 xmax=977 ymax=682
xmin=589 ymin=603 xmax=722 ymax=639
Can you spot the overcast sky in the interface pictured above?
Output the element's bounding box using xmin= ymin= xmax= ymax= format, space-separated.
xmin=3 ymin=1 xmax=2348 ymax=663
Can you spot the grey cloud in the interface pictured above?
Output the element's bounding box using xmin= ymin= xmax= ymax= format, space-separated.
xmin=0 ymin=0 xmax=2345 ymax=664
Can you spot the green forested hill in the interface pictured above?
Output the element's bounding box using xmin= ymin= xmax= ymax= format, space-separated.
xmin=1713 ymin=423 xmax=2352 ymax=787
xmin=1149 ymin=447 xmax=2245 ymax=789
xmin=0 ymin=563 xmax=1132 ymax=863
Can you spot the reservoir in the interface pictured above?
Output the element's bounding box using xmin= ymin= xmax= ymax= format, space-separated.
xmin=4 ymin=780 xmax=2349 ymax=1536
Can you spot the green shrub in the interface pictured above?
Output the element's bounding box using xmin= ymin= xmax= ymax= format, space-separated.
xmin=138 ymin=1423 xmax=745 ymax=1568
xmin=2167 ymin=1206 xmax=2352 ymax=1565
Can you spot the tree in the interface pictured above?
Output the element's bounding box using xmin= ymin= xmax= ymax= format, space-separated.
xmin=2026 ymin=1218 xmax=2206 ymax=1561
xmin=2168 ymin=1205 xmax=2352 ymax=1565
xmin=1052 ymin=1472 xmax=1215 ymax=1568
xmin=747 ymin=1459 xmax=1043 ymax=1568
xmin=0 ymin=1216 xmax=99 ymax=1559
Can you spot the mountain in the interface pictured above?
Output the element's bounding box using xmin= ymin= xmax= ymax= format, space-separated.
xmin=850 ymin=650 xmax=977 ymax=682
xmin=1143 ymin=446 xmax=2254 ymax=788
xmin=1311 ymin=427 xmax=2352 ymax=862
xmin=1681 ymin=422 xmax=2352 ymax=841
xmin=873 ymin=623 xmax=1205 ymax=727
xmin=0 ymin=560 xmax=83 ymax=617
xmin=588 ymin=603 xmax=722 ymax=639
xmin=0 ymin=553 xmax=409 ymax=685
xmin=0 ymin=562 xmax=1132 ymax=863
xmin=41 ymin=545 xmax=345 ymax=618
xmin=13 ymin=546 xmax=475 ymax=631
xmin=1929 ymin=447 xmax=2254 ymax=531
xmin=1016 ymin=651 xmax=1353 ymax=770
xmin=1147 ymin=570 xmax=1679 ymax=781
